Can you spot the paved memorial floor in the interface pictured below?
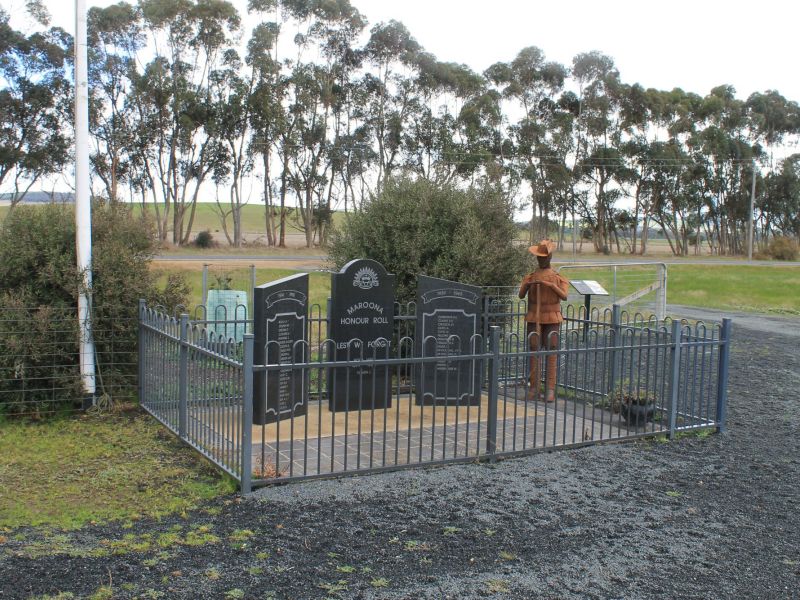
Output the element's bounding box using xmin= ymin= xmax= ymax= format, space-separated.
xmin=209 ymin=391 xmax=658 ymax=479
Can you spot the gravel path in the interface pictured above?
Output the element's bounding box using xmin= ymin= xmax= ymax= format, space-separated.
xmin=1 ymin=317 xmax=798 ymax=599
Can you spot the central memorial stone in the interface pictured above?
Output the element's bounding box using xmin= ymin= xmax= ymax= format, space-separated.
xmin=415 ymin=275 xmax=482 ymax=406
xmin=253 ymin=273 xmax=308 ymax=425
xmin=328 ymin=259 xmax=395 ymax=411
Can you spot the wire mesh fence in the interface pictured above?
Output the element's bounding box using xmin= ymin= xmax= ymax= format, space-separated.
xmin=138 ymin=297 xmax=731 ymax=492
xmin=557 ymin=262 xmax=667 ymax=319
xmin=0 ymin=304 xmax=138 ymax=418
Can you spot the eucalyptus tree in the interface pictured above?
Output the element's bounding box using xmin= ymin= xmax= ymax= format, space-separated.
xmin=246 ymin=0 xmax=296 ymax=246
xmin=745 ymin=90 xmax=800 ymax=149
xmin=278 ymin=0 xmax=365 ymax=247
xmin=361 ymin=20 xmax=422 ymax=190
xmin=312 ymin=0 xmax=365 ymax=243
xmin=455 ymin=88 xmax=506 ymax=186
xmin=688 ymin=85 xmax=759 ymax=255
xmin=761 ymin=154 xmax=800 ymax=240
xmin=405 ymin=55 xmax=489 ymax=186
xmin=207 ymin=48 xmax=256 ymax=247
xmin=328 ymin=76 xmax=377 ymax=213
xmin=0 ymin=8 xmax=72 ymax=206
xmin=132 ymin=0 xmax=240 ymax=244
xmin=575 ymin=146 xmax=633 ymax=253
xmin=635 ymin=139 xmax=698 ymax=256
xmin=744 ymin=90 xmax=800 ymax=245
xmin=87 ymin=2 xmax=143 ymax=203
xmin=485 ymin=47 xmax=569 ymax=242
xmin=571 ymin=51 xmax=625 ymax=252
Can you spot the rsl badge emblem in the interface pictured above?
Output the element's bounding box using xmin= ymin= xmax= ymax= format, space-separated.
xmin=353 ymin=267 xmax=379 ymax=290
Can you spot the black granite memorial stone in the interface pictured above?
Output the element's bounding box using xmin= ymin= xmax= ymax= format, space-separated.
xmin=415 ymin=275 xmax=482 ymax=406
xmin=328 ymin=259 xmax=395 ymax=411
xmin=253 ymin=273 xmax=308 ymax=425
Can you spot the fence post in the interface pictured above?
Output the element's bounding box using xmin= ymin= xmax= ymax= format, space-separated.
xmin=241 ymin=333 xmax=254 ymax=494
xmin=250 ymin=264 xmax=256 ymax=310
xmin=667 ymin=319 xmax=682 ymax=439
xmin=656 ymin=263 xmax=667 ymax=321
xmin=607 ymin=304 xmax=622 ymax=394
xmin=486 ymin=326 xmax=500 ymax=460
xmin=612 ymin=265 xmax=617 ymax=303
xmin=138 ymin=299 xmax=146 ymax=403
xmin=482 ymin=295 xmax=492 ymax=383
xmin=715 ymin=318 xmax=732 ymax=433
xmin=202 ymin=264 xmax=209 ymax=306
xmin=178 ymin=314 xmax=189 ymax=439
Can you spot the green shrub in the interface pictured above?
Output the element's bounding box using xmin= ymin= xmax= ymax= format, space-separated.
xmin=766 ymin=236 xmax=798 ymax=261
xmin=194 ymin=229 xmax=215 ymax=248
xmin=0 ymin=203 xmax=188 ymax=416
xmin=328 ymin=178 xmax=528 ymax=303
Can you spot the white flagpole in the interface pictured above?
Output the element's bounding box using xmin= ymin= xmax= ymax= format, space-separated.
xmin=75 ymin=0 xmax=96 ymax=404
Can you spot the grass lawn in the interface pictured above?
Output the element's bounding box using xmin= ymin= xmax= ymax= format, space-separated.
xmin=553 ymin=263 xmax=799 ymax=316
xmin=667 ymin=264 xmax=800 ymax=315
xmin=151 ymin=262 xmax=800 ymax=317
xmin=1 ymin=203 xmax=346 ymax=237
xmin=135 ymin=204 xmax=347 ymax=237
xmin=0 ymin=407 xmax=236 ymax=530
xmin=152 ymin=266 xmax=331 ymax=311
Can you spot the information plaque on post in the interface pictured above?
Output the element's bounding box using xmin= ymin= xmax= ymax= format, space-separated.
xmin=570 ymin=280 xmax=609 ymax=339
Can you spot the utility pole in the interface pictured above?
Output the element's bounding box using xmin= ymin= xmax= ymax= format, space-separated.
xmin=747 ymin=158 xmax=756 ymax=261
xmin=75 ymin=0 xmax=96 ymax=405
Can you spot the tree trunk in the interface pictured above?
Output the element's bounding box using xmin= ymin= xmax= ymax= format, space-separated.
xmin=263 ymin=153 xmax=275 ymax=246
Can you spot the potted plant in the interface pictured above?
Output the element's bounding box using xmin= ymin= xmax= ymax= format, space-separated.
xmin=606 ymin=386 xmax=657 ymax=426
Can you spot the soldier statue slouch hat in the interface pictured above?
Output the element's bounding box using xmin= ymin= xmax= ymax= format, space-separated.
xmin=518 ymin=240 xmax=569 ymax=402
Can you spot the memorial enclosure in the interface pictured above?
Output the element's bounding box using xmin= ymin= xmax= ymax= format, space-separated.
xmin=139 ymin=260 xmax=732 ymax=493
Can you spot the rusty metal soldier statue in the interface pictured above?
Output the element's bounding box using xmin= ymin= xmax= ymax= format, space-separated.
xmin=518 ymin=240 xmax=569 ymax=402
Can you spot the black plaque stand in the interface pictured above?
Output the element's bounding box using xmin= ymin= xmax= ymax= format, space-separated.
xmin=253 ymin=274 xmax=308 ymax=425
xmin=328 ymin=259 xmax=395 ymax=412
xmin=415 ymin=276 xmax=482 ymax=406
xmin=569 ymin=280 xmax=610 ymax=341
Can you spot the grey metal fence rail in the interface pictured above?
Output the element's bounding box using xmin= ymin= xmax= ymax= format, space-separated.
xmin=139 ymin=302 xmax=251 ymax=483
xmin=138 ymin=298 xmax=732 ymax=493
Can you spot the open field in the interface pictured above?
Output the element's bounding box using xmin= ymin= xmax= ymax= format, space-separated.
xmin=667 ymin=264 xmax=800 ymax=315
xmin=157 ymin=242 xmax=326 ymax=256
xmin=3 ymin=203 xmax=741 ymax=257
xmin=555 ymin=263 xmax=800 ymax=316
xmin=152 ymin=265 xmax=332 ymax=310
xmin=134 ymin=204 xmax=350 ymax=242
xmin=0 ymin=406 xmax=235 ymax=530
xmin=151 ymin=262 xmax=800 ymax=316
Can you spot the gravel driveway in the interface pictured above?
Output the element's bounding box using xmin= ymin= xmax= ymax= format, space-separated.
xmin=1 ymin=314 xmax=798 ymax=599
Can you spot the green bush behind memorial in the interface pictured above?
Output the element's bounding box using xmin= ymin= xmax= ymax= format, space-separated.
xmin=328 ymin=178 xmax=528 ymax=303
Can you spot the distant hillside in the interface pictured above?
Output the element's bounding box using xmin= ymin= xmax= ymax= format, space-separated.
xmin=0 ymin=192 xmax=74 ymax=204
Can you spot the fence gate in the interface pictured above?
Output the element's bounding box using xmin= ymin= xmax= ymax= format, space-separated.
xmin=557 ymin=262 xmax=667 ymax=320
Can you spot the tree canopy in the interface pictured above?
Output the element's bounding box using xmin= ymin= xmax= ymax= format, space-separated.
xmin=2 ymin=1 xmax=799 ymax=255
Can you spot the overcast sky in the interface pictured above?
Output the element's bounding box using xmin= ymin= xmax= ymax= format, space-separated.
xmin=38 ymin=0 xmax=800 ymax=102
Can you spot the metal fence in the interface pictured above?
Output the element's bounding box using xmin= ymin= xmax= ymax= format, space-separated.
xmin=139 ymin=296 xmax=732 ymax=493
xmin=0 ymin=304 xmax=138 ymax=417
xmin=558 ymin=262 xmax=667 ymax=319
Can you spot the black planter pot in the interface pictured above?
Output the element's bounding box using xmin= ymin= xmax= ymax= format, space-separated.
xmin=619 ymin=402 xmax=655 ymax=426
